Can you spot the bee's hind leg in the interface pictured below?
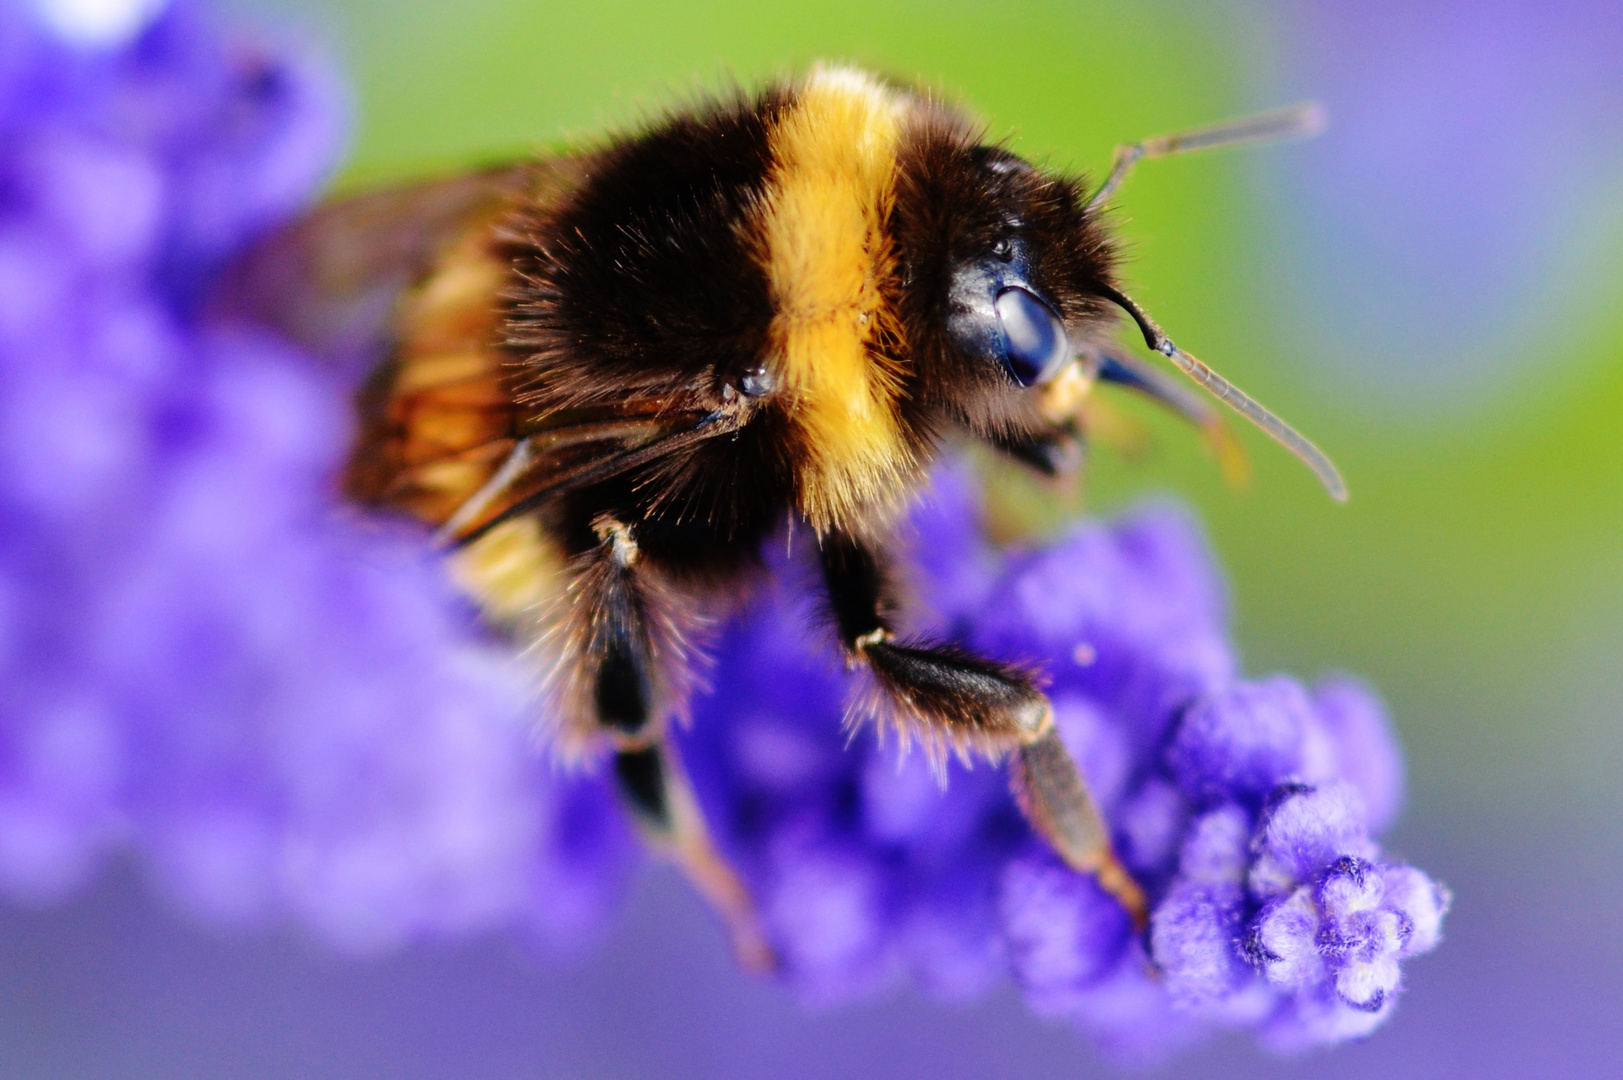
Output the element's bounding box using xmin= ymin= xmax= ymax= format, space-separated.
xmin=569 ymin=515 xmax=776 ymax=970
xmin=819 ymin=531 xmax=1147 ymax=930
xmin=612 ymin=739 xmax=777 ymax=972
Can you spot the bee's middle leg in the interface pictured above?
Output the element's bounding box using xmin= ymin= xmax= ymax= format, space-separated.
xmin=819 ymin=530 xmax=1147 ymax=928
xmin=568 ymin=517 xmax=776 ymax=969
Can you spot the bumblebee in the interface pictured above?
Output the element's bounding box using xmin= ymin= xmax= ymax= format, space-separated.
xmin=223 ymin=67 xmax=1341 ymax=969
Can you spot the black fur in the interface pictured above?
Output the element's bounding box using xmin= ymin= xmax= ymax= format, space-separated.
xmin=505 ymin=90 xmax=803 ymax=571
xmin=505 ymin=91 xmax=784 ymax=410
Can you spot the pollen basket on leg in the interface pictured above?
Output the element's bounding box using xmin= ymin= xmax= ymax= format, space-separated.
xmin=757 ymin=68 xmax=915 ymax=533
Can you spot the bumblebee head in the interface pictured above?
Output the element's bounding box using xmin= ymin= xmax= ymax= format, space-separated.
xmin=889 ymin=125 xmax=1121 ymax=432
xmin=888 ymin=96 xmax=1346 ymax=502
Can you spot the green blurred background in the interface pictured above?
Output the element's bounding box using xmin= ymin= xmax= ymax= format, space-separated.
xmin=20 ymin=0 xmax=1620 ymax=1075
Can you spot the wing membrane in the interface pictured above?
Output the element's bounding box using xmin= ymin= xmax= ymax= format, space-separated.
xmin=213 ymin=166 xmax=535 ymax=374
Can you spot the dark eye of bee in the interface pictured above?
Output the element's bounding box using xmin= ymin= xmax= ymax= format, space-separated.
xmin=946 ymin=236 xmax=1072 ymax=389
xmin=994 ymin=287 xmax=1070 ymax=387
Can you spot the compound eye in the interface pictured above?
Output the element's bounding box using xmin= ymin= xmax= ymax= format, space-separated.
xmin=994 ymin=287 xmax=1070 ymax=387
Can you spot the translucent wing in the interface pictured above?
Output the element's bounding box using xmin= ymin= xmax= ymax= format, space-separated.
xmin=214 ymin=165 xmax=534 ymax=375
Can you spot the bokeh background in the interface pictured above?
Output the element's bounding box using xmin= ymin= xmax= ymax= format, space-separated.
xmin=5 ymin=0 xmax=1620 ymax=1075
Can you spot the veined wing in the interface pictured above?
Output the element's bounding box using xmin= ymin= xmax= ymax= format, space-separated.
xmin=213 ymin=165 xmax=537 ymax=373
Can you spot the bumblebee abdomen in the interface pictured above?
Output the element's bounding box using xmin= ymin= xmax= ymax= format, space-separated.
xmin=345 ymin=216 xmax=519 ymax=525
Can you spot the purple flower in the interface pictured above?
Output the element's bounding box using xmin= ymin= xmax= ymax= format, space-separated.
xmin=0 ymin=0 xmax=1447 ymax=1063
xmin=683 ymin=463 xmax=1449 ymax=1056
xmin=0 ymin=1 xmax=634 ymax=950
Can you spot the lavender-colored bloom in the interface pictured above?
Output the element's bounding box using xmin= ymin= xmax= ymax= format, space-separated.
xmin=0 ymin=1 xmax=633 ymax=950
xmin=0 ymin=0 xmax=1446 ymax=1062
xmin=683 ymin=463 xmax=1449 ymax=1056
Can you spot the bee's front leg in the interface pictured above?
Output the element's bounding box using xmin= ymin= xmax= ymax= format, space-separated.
xmin=818 ymin=530 xmax=1147 ymax=929
xmin=986 ymin=420 xmax=1085 ymax=477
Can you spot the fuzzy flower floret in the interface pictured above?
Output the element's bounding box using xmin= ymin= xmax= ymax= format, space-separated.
xmin=1239 ymin=788 xmax=1451 ymax=1046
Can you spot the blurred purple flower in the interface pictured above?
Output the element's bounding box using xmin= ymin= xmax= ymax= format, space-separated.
xmin=0 ymin=0 xmax=1448 ymax=1062
xmin=0 ymin=1 xmax=634 ymax=951
xmin=1270 ymin=0 xmax=1623 ymax=397
xmin=683 ymin=464 xmax=1450 ymax=1056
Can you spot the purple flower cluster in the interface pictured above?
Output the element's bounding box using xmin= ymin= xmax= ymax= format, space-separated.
xmin=683 ymin=464 xmax=1449 ymax=1055
xmin=0 ymin=2 xmax=632 ymax=951
xmin=0 ymin=0 xmax=1447 ymax=1061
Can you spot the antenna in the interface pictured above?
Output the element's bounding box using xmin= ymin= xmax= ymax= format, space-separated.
xmin=1098 ymin=285 xmax=1347 ymax=502
xmin=1085 ymin=101 xmax=1326 ymax=212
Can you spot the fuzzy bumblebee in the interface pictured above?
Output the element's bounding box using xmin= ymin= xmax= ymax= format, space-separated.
xmin=223 ymin=66 xmax=1341 ymax=969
